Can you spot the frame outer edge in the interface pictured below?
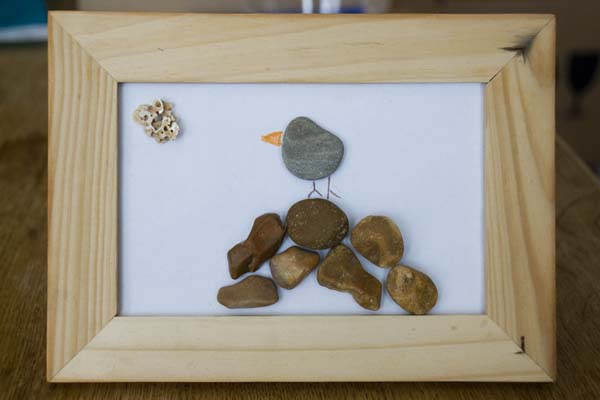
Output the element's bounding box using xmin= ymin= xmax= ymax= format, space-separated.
xmin=485 ymin=17 xmax=556 ymax=381
xmin=47 ymin=12 xmax=557 ymax=382
xmin=47 ymin=12 xmax=119 ymax=382
xmin=46 ymin=10 xmax=55 ymax=382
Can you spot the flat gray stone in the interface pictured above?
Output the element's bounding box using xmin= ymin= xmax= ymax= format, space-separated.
xmin=282 ymin=117 xmax=344 ymax=180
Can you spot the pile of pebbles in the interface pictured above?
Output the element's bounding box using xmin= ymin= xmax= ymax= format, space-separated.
xmin=218 ymin=198 xmax=438 ymax=314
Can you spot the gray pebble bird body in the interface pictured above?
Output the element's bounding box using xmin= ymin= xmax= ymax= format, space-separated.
xmin=282 ymin=117 xmax=344 ymax=181
xmin=263 ymin=116 xmax=344 ymax=198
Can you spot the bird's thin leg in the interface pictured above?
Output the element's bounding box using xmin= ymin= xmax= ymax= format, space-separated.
xmin=308 ymin=181 xmax=323 ymax=198
xmin=327 ymin=176 xmax=341 ymax=199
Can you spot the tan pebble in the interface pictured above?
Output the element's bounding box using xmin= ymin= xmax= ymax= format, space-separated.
xmin=269 ymin=246 xmax=320 ymax=289
xmin=317 ymin=245 xmax=381 ymax=310
xmin=386 ymin=265 xmax=437 ymax=315
xmin=351 ymin=215 xmax=404 ymax=268
xmin=217 ymin=275 xmax=278 ymax=308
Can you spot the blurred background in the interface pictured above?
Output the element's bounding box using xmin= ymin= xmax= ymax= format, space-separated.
xmin=2 ymin=3 xmax=600 ymax=398
xmin=1 ymin=0 xmax=599 ymax=176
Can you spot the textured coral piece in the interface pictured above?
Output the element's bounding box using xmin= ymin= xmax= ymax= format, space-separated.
xmin=132 ymin=98 xmax=180 ymax=143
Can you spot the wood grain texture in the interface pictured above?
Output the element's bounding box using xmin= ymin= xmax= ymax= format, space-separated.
xmin=49 ymin=12 xmax=553 ymax=83
xmin=47 ymin=15 xmax=118 ymax=380
xmin=2 ymin=43 xmax=599 ymax=396
xmin=52 ymin=316 xmax=546 ymax=382
xmin=45 ymin=12 xmax=556 ymax=382
xmin=484 ymin=19 xmax=556 ymax=379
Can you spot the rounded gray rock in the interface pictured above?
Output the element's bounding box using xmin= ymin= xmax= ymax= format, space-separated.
xmin=282 ymin=117 xmax=344 ymax=180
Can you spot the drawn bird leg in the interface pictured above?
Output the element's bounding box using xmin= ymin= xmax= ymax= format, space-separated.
xmin=327 ymin=176 xmax=341 ymax=199
xmin=308 ymin=181 xmax=323 ymax=198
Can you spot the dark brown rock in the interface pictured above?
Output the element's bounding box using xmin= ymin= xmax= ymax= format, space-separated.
xmin=351 ymin=216 xmax=404 ymax=268
xmin=227 ymin=243 xmax=253 ymax=279
xmin=228 ymin=213 xmax=286 ymax=279
xmin=217 ymin=275 xmax=279 ymax=308
xmin=386 ymin=265 xmax=438 ymax=315
xmin=286 ymin=199 xmax=348 ymax=250
xmin=317 ymin=245 xmax=381 ymax=310
xmin=269 ymin=246 xmax=320 ymax=289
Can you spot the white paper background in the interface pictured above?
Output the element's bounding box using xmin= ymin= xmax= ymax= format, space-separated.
xmin=119 ymin=83 xmax=485 ymax=316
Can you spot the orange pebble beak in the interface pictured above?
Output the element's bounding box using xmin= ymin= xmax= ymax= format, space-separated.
xmin=261 ymin=131 xmax=283 ymax=147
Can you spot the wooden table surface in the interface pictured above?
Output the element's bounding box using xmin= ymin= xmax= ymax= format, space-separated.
xmin=1 ymin=45 xmax=599 ymax=399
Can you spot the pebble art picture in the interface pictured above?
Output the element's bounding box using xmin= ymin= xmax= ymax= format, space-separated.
xmin=132 ymin=104 xmax=438 ymax=314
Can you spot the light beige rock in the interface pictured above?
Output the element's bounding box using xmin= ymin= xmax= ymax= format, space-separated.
xmin=386 ymin=265 xmax=438 ymax=315
xmin=351 ymin=215 xmax=404 ymax=268
xmin=217 ymin=275 xmax=279 ymax=309
xmin=269 ymin=246 xmax=320 ymax=289
xmin=317 ymin=245 xmax=381 ymax=310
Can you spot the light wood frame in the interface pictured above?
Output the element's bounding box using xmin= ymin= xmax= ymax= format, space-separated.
xmin=48 ymin=12 xmax=555 ymax=382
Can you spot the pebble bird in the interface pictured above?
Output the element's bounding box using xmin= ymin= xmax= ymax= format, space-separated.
xmin=262 ymin=116 xmax=344 ymax=199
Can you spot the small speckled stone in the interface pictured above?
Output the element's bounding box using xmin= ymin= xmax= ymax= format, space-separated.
xmin=286 ymin=199 xmax=349 ymax=250
xmin=269 ymin=246 xmax=320 ymax=289
xmin=386 ymin=265 xmax=438 ymax=315
xmin=282 ymin=117 xmax=344 ymax=180
xmin=227 ymin=213 xmax=286 ymax=279
xmin=317 ymin=245 xmax=381 ymax=310
xmin=351 ymin=216 xmax=404 ymax=268
xmin=217 ymin=275 xmax=279 ymax=308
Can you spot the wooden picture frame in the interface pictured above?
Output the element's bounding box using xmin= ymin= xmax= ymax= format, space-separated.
xmin=47 ymin=12 xmax=555 ymax=382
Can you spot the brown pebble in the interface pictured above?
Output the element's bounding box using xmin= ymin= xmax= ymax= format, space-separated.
xmin=351 ymin=216 xmax=404 ymax=268
xmin=269 ymin=246 xmax=320 ymax=289
xmin=217 ymin=275 xmax=279 ymax=308
xmin=317 ymin=245 xmax=381 ymax=310
xmin=227 ymin=243 xmax=253 ymax=279
xmin=286 ymin=199 xmax=349 ymax=250
xmin=386 ymin=265 xmax=438 ymax=315
xmin=228 ymin=213 xmax=286 ymax=279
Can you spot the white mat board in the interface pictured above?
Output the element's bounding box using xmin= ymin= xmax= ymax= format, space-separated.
xmin=119 ymin=83 xmax=485 ymax=315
